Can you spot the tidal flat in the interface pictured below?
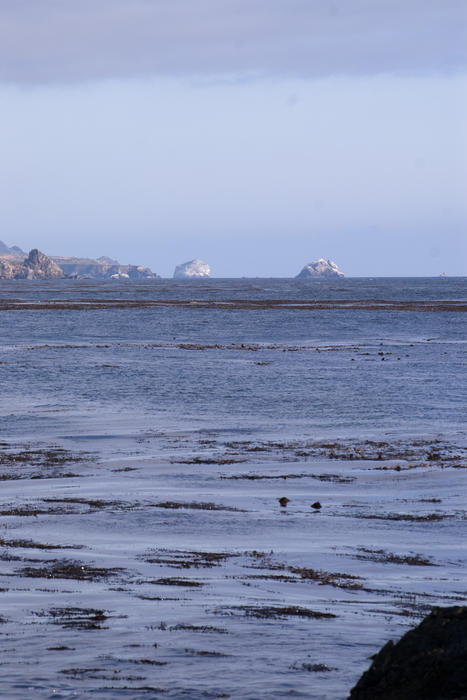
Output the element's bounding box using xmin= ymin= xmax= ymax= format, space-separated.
xmin=0 ymin=277 xmax=466 ymax=698
xmin=0 ymin=436 xmax=466 ymax=699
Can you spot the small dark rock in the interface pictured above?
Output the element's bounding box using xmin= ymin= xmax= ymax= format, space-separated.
xmin=349 ymin=606 xmax=467 ymax=700
xmin=311 ymin=501 xmax=322 ymax=510
xmin=278 ymin=497 xmax=290 ymax=507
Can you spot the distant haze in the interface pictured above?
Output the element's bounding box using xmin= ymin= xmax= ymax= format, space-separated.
xmin=0 ymin=1 xmax=466 ymax=276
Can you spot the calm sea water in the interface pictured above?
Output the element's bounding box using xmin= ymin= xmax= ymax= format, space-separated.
xmin=0 ymin=277 xmax=466 ymax=699
xmin=1 ymin=277 xmax=466 ymax=447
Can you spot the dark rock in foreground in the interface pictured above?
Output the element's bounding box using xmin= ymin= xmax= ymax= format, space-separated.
xmin=349 ymin=606 xmax=467 ymax=700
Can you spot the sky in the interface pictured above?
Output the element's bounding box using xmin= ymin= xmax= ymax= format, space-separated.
xmin=0 ymin=0 xmax=466 ymax=277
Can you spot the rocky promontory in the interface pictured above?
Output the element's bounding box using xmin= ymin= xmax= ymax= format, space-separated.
xmin=0 ymin=249 xmax=64 ymax=280
xmin=296 ymin=258 xmax=344 ymax=278
xmin=173 ymin=259 xmax=210 ymax=279
xmin=0 ymin=241 xmax=159 ymax=280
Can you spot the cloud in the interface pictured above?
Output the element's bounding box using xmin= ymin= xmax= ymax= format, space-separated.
xmin=0 ymin=0 xmax=466 ymax=84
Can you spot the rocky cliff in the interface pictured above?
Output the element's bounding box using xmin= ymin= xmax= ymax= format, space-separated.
xmin=51 ymin=256 xmax=158 ymax=280
xmin=18 ymin=249 xmax=65 ymax=279
xmin=0 ymin=249 xmax=64 ymax=280
xmin=173 ymin=259 xmax=210 ymax=279
xmin=296 ymin=258 xmax=344 ymax=278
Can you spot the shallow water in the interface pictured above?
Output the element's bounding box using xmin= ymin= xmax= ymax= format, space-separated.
xmin=0 ymin=277 xmax=466 ymax=698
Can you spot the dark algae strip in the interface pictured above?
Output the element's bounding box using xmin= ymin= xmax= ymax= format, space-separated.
xmin=215 ymin=605 xmax=336 ymax=619
xmin=0 ymin=298 xmax=466 ymax=311
xmin=18 ymin=560 xmax=124 ymax=581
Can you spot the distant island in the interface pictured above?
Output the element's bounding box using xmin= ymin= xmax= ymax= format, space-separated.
xmin=0 ymin=241 xmax=159 ymax=280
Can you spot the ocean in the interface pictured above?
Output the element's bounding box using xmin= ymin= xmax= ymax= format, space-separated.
xmin=0 ymin=277 xmax=466 ymax=698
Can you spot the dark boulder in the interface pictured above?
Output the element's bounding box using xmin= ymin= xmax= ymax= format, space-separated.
xmin=349 ymin=606 xmax=467 ymax=700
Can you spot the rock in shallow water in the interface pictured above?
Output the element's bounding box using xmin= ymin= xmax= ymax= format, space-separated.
xmin=349 ymin=606 xmax=467 ymax=700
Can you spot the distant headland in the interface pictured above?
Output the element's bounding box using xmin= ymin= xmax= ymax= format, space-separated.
xmin=0 ymin=241 xmax=158 ymax=280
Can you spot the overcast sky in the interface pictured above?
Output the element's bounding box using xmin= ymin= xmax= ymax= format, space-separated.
xmin=1 ymin=0 xmax=466 ymax=276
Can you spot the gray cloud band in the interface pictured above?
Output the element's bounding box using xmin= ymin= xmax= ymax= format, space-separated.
xmin=0 ymin=0 xmax=466 ymax=84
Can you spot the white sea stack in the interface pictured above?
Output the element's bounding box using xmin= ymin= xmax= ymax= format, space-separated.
xmin=173 ymin=259 xmax=211 ymax=279
xmin=295 ymin=258 xmax=344 ymax=279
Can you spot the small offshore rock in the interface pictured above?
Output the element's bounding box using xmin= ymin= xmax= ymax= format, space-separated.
xmin=278 ymin=497 xmax=290 ymax=507
xmin=348 ymin=606 xmax=467 ymax=700
xmin=296 ymin=258 xmax=344 ymax=279
xmin=311 ymin=501 xmax=322 ymax=510
xmin=173 ymin=259 xmax=210 ymax=279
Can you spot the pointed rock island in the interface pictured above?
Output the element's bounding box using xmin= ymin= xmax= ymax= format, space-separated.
xmin=173 ymin=259 xmax=211 ymax=279
xmin=296 ymin=258 xmax=344 ymax=279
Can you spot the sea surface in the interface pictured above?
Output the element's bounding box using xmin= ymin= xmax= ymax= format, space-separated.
xmin=0 ymin=277 xmax=466 ymax=699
